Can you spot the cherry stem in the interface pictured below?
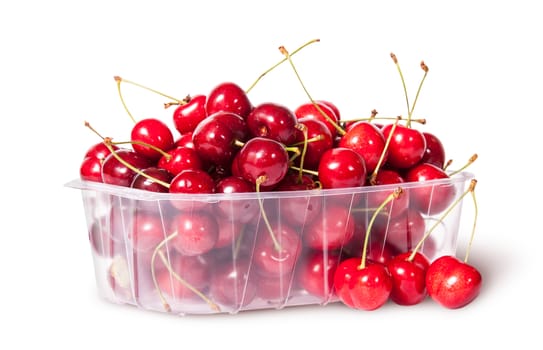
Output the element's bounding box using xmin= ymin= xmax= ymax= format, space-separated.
xmin=360 ymin=188 xmax=403 ymax=269
xmin=341 ymin=116 xmax=426 ymax=125
xmin=114 ymin=76 xmax=137 ymax=124
xmin=256 ymin=176 xmax=282 ymax=251
xmin=279 ymin=45 xmax=346 ymax=136
xmin=448 ymin=154 xmax=478 ymax=177
xmin=295 ymin=124 xmax=309 ymax=183
xmin=110 ymin=140 xmax=172 ymax=161
xmin=464 ymin=179 xmax=478 ymax=263
xmin=407 ymin=178 xmax=477 ymax=262
xmin=390 ymin=53 xmax=410 ymax=126
xmin=443 ymin=159 xmax=453 ymax=171
xmin=370 ymin=116 xmax=401 ymax=185
xmin=114 ymin=76 xmax=184 ymax=103
xmin=164 ymin=95 xmax=191 ymax=109
xmin=290 ymin=134 xmax=325 ymax=147
xmin=246 ymin=38 xmax=320 ymax=94
xmin=151 ymin=232 xmax=178 ymax=312
xmin=407 ymin=61 xmax=429 ymax=126
xmin=102 ymin=138 xmax=171 ymax=189
xmin=289 ymin=165 xmax=318 ymax=177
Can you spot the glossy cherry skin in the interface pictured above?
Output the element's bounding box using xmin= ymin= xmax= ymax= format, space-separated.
xmin=304 ymin=203 xmax=355 ymax=250
xmin=420 ymin=132 xmax=446 ymax=169
xmin=367 ymin=169 xmax=409 ymax=218
xmin=295 ymin=101 xmax=340 ymax=138
xmin=381 ymin=124 xmax=426 ymax=169
xmin=406 ymin=163 xmax=456 ymax=215
xmin=293 ymin=117 xmax=333 ymax=170
xmin=316 ymin=100 xmax=341 ymax=121
xmin=209 ymin=258 xmax=257 ymax=309
xmin=192 ymin=111 xmax=247 ymax=167
xmin=131 ymin=118 xmax=175 ymax=161
xmin=131 ymin=167 xmax=173 ymax=193
xmin=214 ymin=176 xmax=259 ymax=224
xmin=170 ymin=210 xmax=219 ymax=256
xmin=236 ymin=137 xmax=289 ymax=188
xmin=426 ymin=255 xmax=482 ymax=309
xmin=334 ymin=258 xmax=392 ymax=310
xmin=158 ymin=146 xmax=203 ymax=176
xmin=101 ymin=149 xmax=154 ymax=187
xmin=84 ymin=142 xmax=119 ymax=160
xmin=246 ymin=102 xmax=298 ymax=144
xmin=253 ymin=222 xmax=301 ymax=277
xmin=339 ymin=121 xmax=387 ymax=174
xmin=205 ymin=81 xmax=253 ymax=120
xmin=172 ymin=94 xmax=208 ymax=135
xmin=80 ymin=156 xmax=103 ymax=182
xmin=318 ymin=147 xmax=366 ymax=189
xmin=297 ymin=250 xmax=340 ymax=300
xmin=386 ymin=251 xmax=430 ymax=305
xmin=169 ymin=169 xmax=215 ymax=210
xmin=174 ymin=132 xmax=194 ymax=149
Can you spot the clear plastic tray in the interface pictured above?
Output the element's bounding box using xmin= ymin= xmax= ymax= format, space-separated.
xmin=66 ymin=171 xmax=473 ymax=315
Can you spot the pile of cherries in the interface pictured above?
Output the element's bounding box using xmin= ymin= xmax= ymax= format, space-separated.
xmin=79 ymin=45 xmax=481 ymax=314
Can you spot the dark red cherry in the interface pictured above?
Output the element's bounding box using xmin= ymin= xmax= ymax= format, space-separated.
xmin=158 ymin=146 xmax=203 ymax=176
xmin=205 ymin=82 xmax=253 ymax=120
xmin=253 ymin=221 xmax=301 ymax=277
xmin=130 ymin=167 xmax=173 ymax=193
xmin=381 ymin=124 xmax=426 ymax=169
xmin=209 ymin=258 xmax=257 ymax=309
xmin=172 ymin=94 xmax=208 ymax=135
xmin=420 ymin=132 xmax=446 ymax=169
xmin=215 ymin=176 xmax=259 ymax=224
xmin=296 ymin=250 xmax=340 ymax=300
xmin=339 ymin=121 xmax=387 ymax=174
xmin=246 ymin=102 xmax=298 ymax=144
xmin=317 ymin=147 xmax=366 ymax=189
xmin=131 ymin=117 xmax=175 ymax=161
xmin=101 ymin=149 xmax=154 ymax=187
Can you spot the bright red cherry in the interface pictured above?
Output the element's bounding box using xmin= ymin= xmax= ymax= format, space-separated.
xmin=381 ymin=124 xmax=426 ymax=169
xmin=293 ymin=117 xmax=333 ymax=171
xmin=246 ymin=102 xmax=298 ymax=144
xmin=169 ymin=169 xmax=215 ymax=210
xmin=205 ymin=82 xmax=253 ymax=120
xmin=158 ymin=146 xmax=203 ymax=176
xmin=297 ymin=250 xmax=340 ymax=300
xmin=80 ymin=156 xmax=104 ymax=182
xmin=84 ymin=141 xmax=119 ymax=160
xmin=426 ymin=255 xmax=482 ymax=309
xmin=172 ymin=94 xmax=208 ymax=135
xmin=170 ymin=210 xmax=219 ymax=256
xmin=236 ymin=137 xmax=289 ymax=188
xmin=317 ymin=147 xmax=366 ymax=189
xmin=387 ymin=251 xmax=430 ymax=305
xmin=406 ymin=163 xmax=456 ymax=215
xmin=339 ymin=121 xmax=387 ymax=174
xmin=316 ymin=100 xmax=341 ymax=121
xmin=174 ymin=132 xmax=195 ymax=149
xmin=131 ymin=118 xmax=175 ymax=161
xmin=295 ymin=101 xmax=340 ymax=138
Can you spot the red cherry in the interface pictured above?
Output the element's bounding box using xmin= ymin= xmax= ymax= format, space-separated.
xmin=316 ymin=100 xmax=341 ymax=121
xmin=420 ymin=132 xmax=446 ymax=169
xmin=80 ymin=156 xmax=104 ymax=182
xmin=209 ymin=258 xmax=257 ymax=309
xmin=205 ymin=82 xmax=253 ymax=120
xmin=214 ymin=176 xmax=259 ymax=224
xmin=169 ymin=169 xmax=215 ymax=210
xmin=295 ymin=101 xmax=340 ymax=138
xmin=172 ymin=94 xmax=208 ymax=135
xmin=130 ymin=167 xmax=173 ymax=193
xmin=155 ymin=253 xmax=211 ymax=301
xmin=158 ymin=146 xmax=203 ymax=176
xmin=375 ymin=208 xmax=426 ymax=253
xmin=192 ymin=111 xmax=247 ymax=167
xmin=174 ymin=132 xmax=195 ymax=149
xmin=339 ymin=121 xmax=387 ymax=174
xmin=131 ymin=118 xmax=175 ymax=161
xmin=317 ymin=147 xmax=366 ymax=189
xmin=386 ymin=251 xmax=430 ymax=305
xmin=84 ymin=141 xmax=119 ymax=160
xmin=381 ymin=124 xmax=426 ymax=169
xmin=367 ymin=169 xmax=409 ymax=218
xmin=406 ymin=163 xmax=456 ymax=215
xmin=303 ymin=203 xmax=355 ymax=250
xmin=275 ymin=173 xmax=322 ymax=227
xmin=293 ymin=117 xmax=333 ymax=170
xmin=246 ymin=102 xmax=298 ymax=144
xmin=333 ymin=258 xmax=392 ymax=310
xmin=127 ymin=211 xmax=167 ymax=252
xmin=426 ymin=255 xmax=482 ymax=309
xmin=170 ymin=210 xmax=219 ymax=256
xmin=236 ymin=137 xmax=289 ymax=188
xmin=296 ymin=250 xmax=340 ymax=300
xmin=253 ymin=222 xmax=301 ymax=277
xmin=101 ymin=149 xmax=154 ymax=187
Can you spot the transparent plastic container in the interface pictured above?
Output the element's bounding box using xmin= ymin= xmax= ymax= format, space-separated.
xmin=66 ymin=171 xmax=473 ymax=316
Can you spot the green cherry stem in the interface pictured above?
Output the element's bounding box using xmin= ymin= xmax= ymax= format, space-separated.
xmin=464 ymin=179 xmax=478 ymax=263
xmin=359 ymin=188 xmax=403 ymax=269
xmin=256 ymin=176 xmax=282 ymax=251
xmin=246 ymin=38 xmax=321 ymax=94
xmin=448 ymin=154 xmax=478 ymax=177
xmin=408 ymin=179 xmax=477 ymax=262
xmin=151 ymin=232 xmax=178 ymax=312
xmin=408 ymin=61 xmax=429 ymax=125
xmin=369 ymin=116 xmax=401 ymax=185
xmin=279 ymin=45 xmax=346 ymax=136
xmin=390 ymin=53 xmax=410 ymax=124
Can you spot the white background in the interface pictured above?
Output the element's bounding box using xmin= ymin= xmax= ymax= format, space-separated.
xmin=1 ymin=0 xmax=541 ymax=348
